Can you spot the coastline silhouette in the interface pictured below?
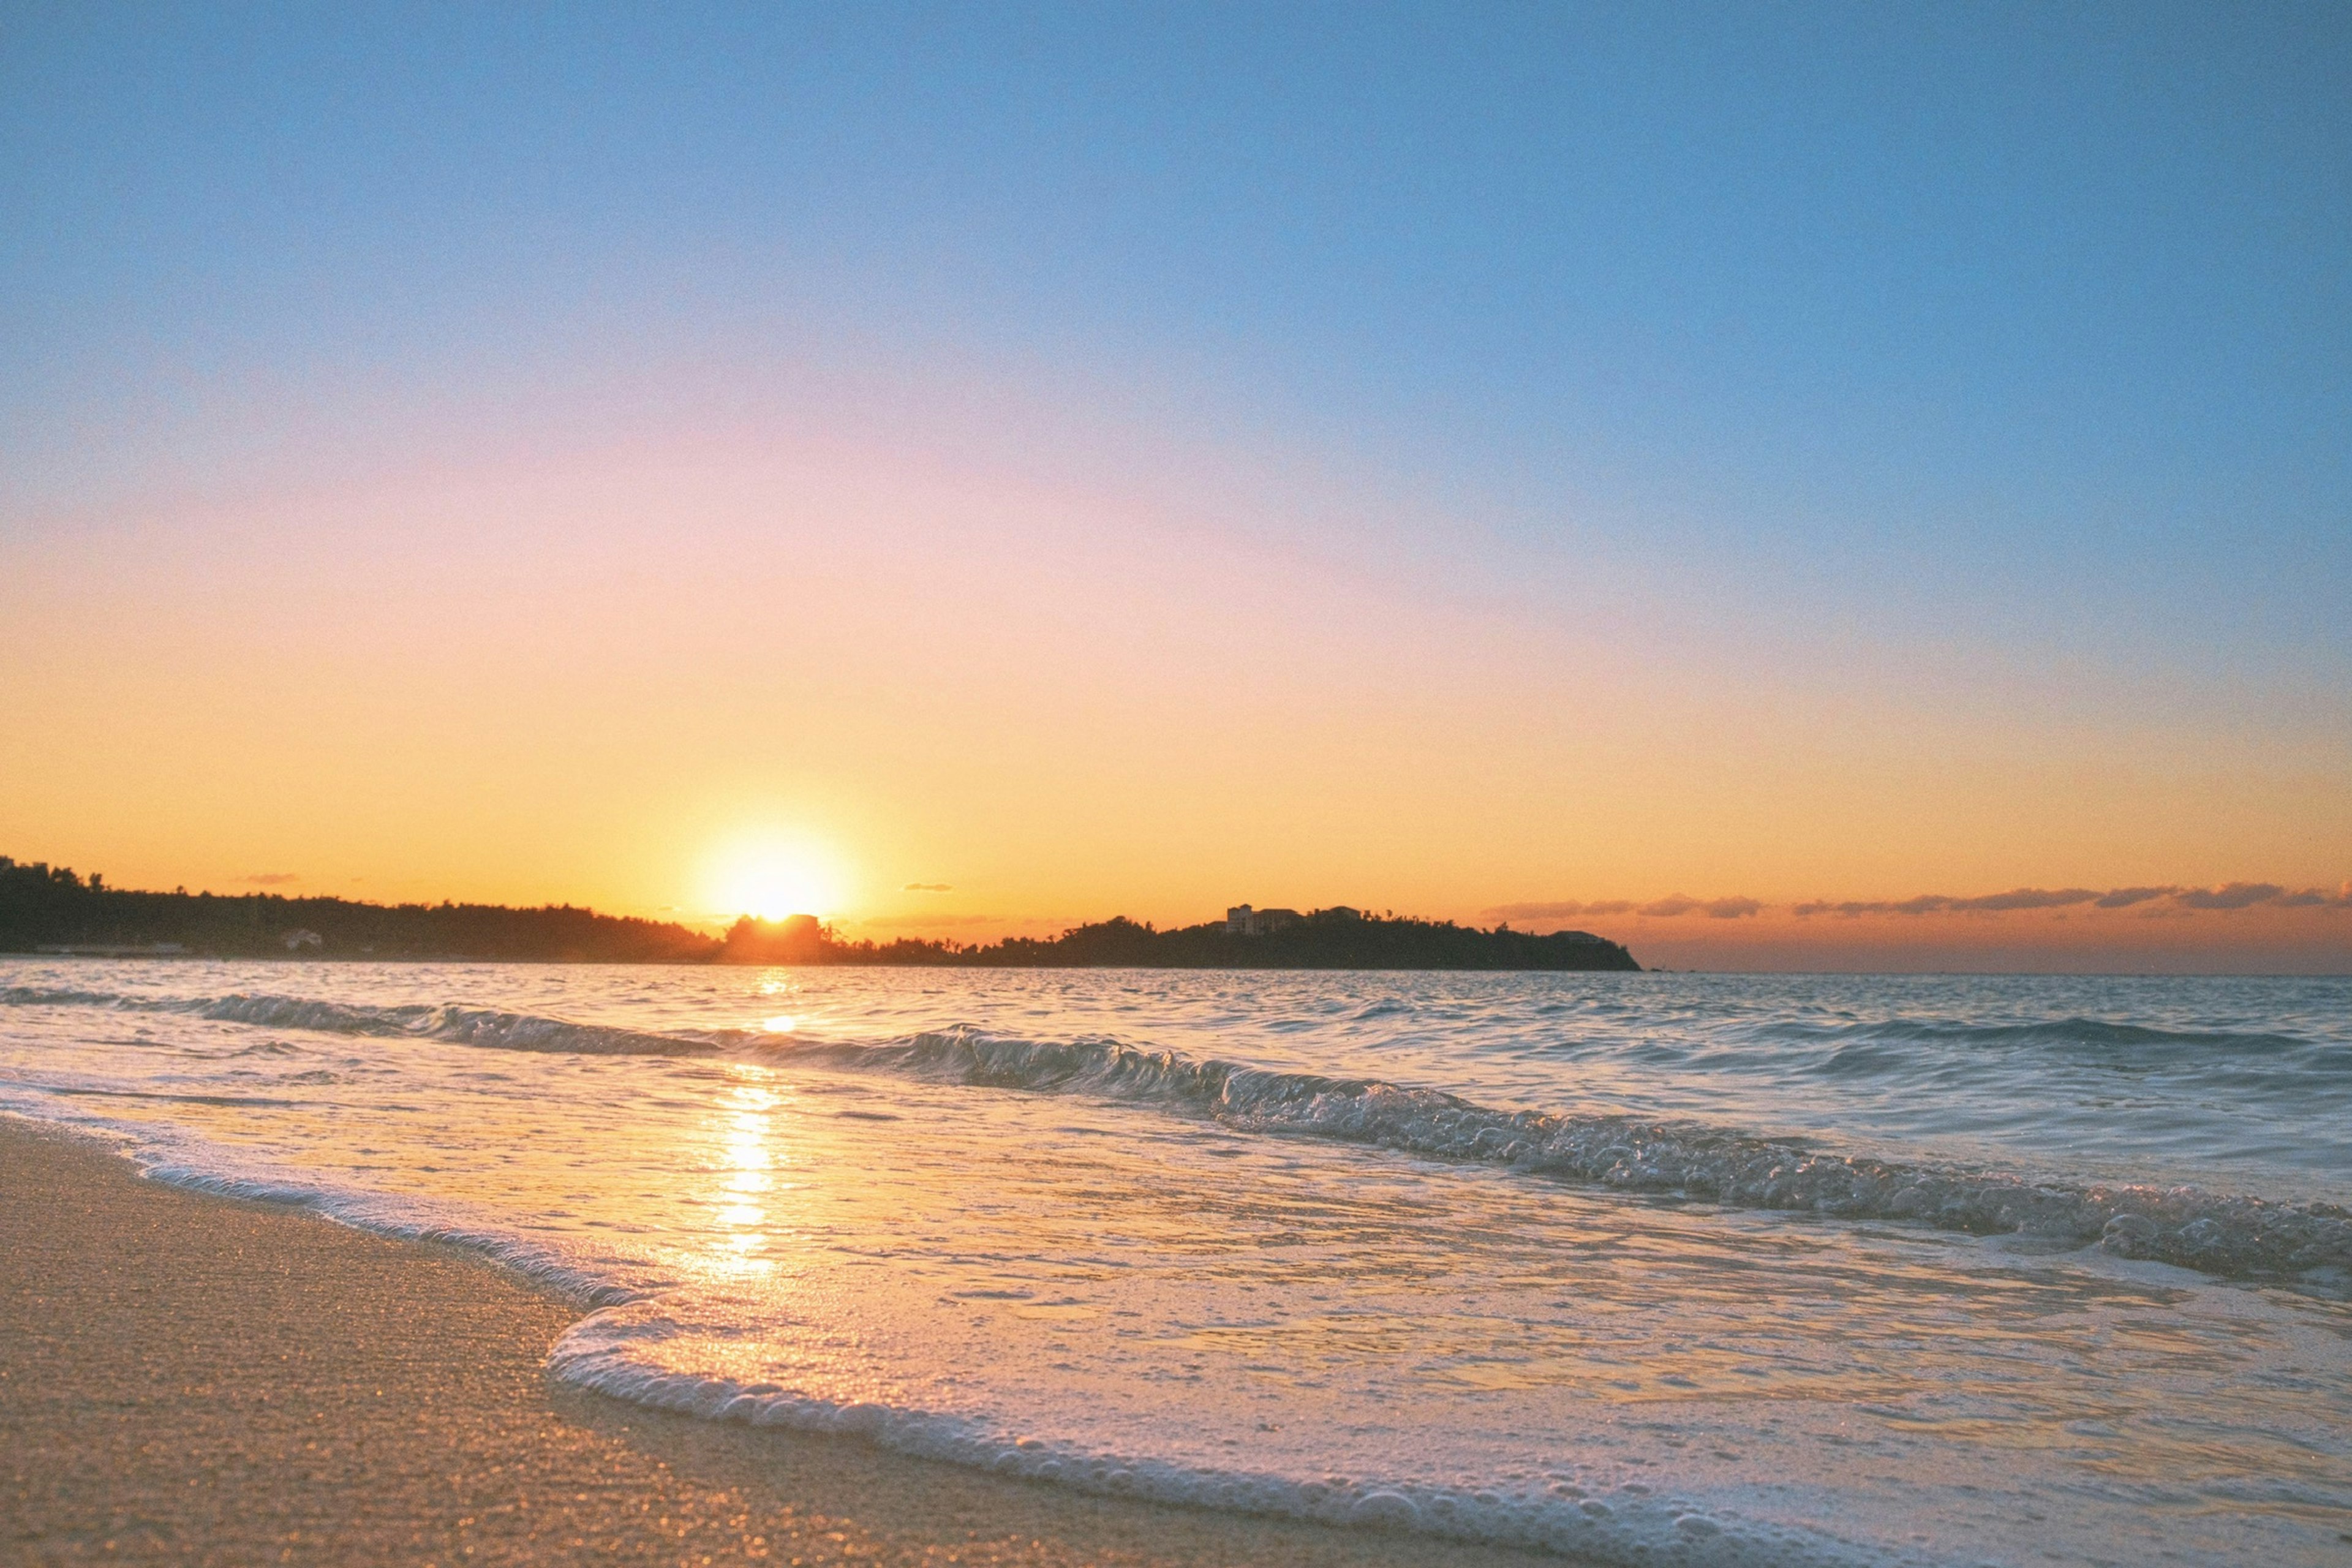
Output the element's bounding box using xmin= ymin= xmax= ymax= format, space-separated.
xmin=0 ymin=858 xmax=1638 ymax=971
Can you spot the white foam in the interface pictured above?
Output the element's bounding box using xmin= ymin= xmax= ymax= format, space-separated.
xmin=548 ymin=1298 xmax=1902 ymax=1568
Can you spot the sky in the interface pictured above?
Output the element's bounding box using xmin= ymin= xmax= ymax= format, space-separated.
xmin=2 ymin=1 xmax=2347 ymax=971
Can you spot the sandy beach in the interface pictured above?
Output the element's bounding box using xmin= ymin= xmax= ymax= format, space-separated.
xmin=0 ymin=1118 xmax=1570 ymax=1567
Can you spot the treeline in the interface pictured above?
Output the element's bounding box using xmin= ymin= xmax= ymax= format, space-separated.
xmin=722 ymin=909 xmax=1641 ymax=971
xmin=2 ymin=857 xmax=1640 ymax=971
xmin=0 ymin=857 xmax=715 ymax=963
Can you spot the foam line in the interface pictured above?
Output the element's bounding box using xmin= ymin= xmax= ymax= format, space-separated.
xmin=546 ymin=1298 xmax=1905 ymax=1568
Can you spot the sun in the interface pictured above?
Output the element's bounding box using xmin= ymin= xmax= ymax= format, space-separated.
xmin=706 ymin=838 xmax=847 ymax=921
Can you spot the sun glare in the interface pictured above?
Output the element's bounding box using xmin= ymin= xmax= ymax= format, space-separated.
xmin=707 ymin=838 xmax=847 ymax=921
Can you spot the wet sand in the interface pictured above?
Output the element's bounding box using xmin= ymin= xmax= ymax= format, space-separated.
xmin=0 ymin=1119 xmax=1567 ymax=1567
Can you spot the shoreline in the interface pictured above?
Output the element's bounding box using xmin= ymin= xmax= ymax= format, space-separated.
xmin=0 ymin=1117 xmax=1567 ymax=1567
xmin=8 ymin=954 xmax=1644 ymax=973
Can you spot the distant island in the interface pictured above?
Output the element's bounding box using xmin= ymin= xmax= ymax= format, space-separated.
xmin=0 ymin=858 xmax=1640 ymax=971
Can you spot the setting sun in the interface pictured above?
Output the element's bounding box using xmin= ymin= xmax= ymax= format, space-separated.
xmin=706 ymin=838 xmax=846 ymax=922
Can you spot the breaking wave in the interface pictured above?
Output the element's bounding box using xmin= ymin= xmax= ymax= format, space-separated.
xmin=9 ymin=983 xmax=2350 ymax=1282
xmin=765 ymin=1028 xmax=2352 ymax=1281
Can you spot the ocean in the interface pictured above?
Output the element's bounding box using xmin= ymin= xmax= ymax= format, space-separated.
xmin=2 ymin=960 xmax=2347 ymax=1567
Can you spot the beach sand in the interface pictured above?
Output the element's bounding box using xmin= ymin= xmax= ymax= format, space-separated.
xmin=1 ymin=1120 xmax=1568 ymax=1567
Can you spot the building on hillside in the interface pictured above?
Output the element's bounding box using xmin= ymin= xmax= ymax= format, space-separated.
xmin=1225 ymin=904 xmax=1303 ymax=936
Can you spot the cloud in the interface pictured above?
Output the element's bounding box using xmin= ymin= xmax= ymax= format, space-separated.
xmin=1793 ymin=897 xmax=1945 ymax=918
xmin=1802 ymin=888 xmax=2111 ymax=918
xmin=1632 ymin=895 xmax=1761 ymax=919
xmin=2175 ymin=882 xmax=2286 ymax=910
xmin=241 ymin=872 xmax=300 ymax=886
xmin=1482 ymin=901 xmax=1589 ymax=921
xmin=1947 ymin=888 xmax=2100 ymax=912
xmin=1502 ymin=881 xmax=2350 ymax=925
xmin=1482 ymin=899 xmax=1681 ymax=931
xmin=1790 ymin=881 xmax=2349 ymax=918
xmin=1482 ymin=899 xmax=1645 ymax=921
xmin=902 ymin=882 xmax=954 ymax=892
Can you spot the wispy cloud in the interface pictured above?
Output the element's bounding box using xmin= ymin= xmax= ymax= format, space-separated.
xmin=241 ymin=872 xmax=300 ymax=886
xmin=1637 ymin=894 xmax=1763 ymax=919
xmin=1951 ymin=887 xmax=2101 ymax=912
xmin=1485 ymin=899 xmax=1635 ymax=921
xmin=1490 ymin=882 xmax=2350 ymax=925
xmin=1793 ymin=883 xmax=2348 ymax=917
xmin=902 ymin=882 xmax=954 ymax=892
xmin=1792 ymin=888 xmax=2103 ymax=917
xmin=2174 ymin=881 xmax=2286 ymax=910
xmin=1485 ymin=895 xmax=1757 ymax=921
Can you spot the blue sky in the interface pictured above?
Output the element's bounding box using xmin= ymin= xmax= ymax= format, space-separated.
xmin=10 ymin=6 xmax=2346 ymax=582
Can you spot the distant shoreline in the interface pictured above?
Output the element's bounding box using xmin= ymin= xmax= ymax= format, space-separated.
xmin=1 ymin=856 xmax=1640 ymax=972
xmin=15 ymin=952 xmax=1646 ymax=973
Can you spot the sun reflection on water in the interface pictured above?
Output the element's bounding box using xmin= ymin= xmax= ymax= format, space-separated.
xmin=706 ymin=1072 xmax=785 ymax=1278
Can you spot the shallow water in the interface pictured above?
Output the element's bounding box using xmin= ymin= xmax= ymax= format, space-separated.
xmin=3 ymin=962 xmax=2348 ymax=1566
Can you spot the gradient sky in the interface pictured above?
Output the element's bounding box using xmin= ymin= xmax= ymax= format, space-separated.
xmin=3 ymin=2 xmax=2347 ymax=970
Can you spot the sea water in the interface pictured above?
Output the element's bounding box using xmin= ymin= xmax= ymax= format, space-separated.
xmin=2 ymin=962 xmax=2347 ymax=1566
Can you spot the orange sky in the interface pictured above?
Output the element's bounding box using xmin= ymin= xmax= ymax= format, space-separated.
xmin=4 ymin=415 xmax=2345 ymax=973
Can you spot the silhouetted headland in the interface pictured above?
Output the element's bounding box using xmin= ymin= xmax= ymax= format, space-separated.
xmin=719 ymin=906 xmax=1640 ymax=970
xmin=1 ymin=858 xmax=1639 ymax=971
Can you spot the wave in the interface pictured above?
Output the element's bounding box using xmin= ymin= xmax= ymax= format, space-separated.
xmin=1 ymin=985 xmax=728 ymax=1057
xmin=10 ymin=984 xmax=2350 ymax=1283
xmin=763 ymin=1030 xmax=2352 ymax=1281
xmin=1758 ymin=1016 xmax=2318 ymax=1061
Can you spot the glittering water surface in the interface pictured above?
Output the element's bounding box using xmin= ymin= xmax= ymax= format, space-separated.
xmin=4 ymin=962 xmax=2348 ymax=1567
